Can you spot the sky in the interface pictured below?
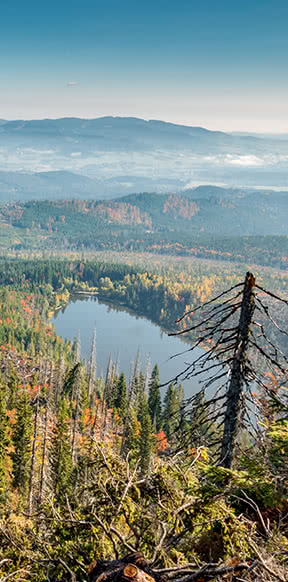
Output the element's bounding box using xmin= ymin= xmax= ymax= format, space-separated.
xmin=1 ymin=0 xmax=288 ymax=132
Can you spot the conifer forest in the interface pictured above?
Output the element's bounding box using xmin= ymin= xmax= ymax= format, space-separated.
xmin=0 ymin=253 xmax=287 ymax=582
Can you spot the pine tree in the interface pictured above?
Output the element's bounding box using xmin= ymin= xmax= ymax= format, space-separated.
xmin=148 ymin=364 xmax=162 ymax=432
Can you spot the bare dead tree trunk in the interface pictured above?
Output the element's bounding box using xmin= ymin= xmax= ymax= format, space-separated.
xmin=53 ymin=355 xmax=65 ymax=412
xmin=87 ymin=326 xmax=97 ymax=406
xmin=71 ymin=393 xmax=79 ymax=464
xmin=100 ymin=400 xmax=109 ymax=441
xmin=169 ymin=271 xmax=287 ymax=462
xmin=220 ymin=272 xmax=256 ymax=468
xmin=39 ymin=402 xmax=49 ymax=506
xmin=100 ymin=356 xmax=113 ymax=440
xmin=71 ymin=366 xmax=82 ymax=464
xmin=39 ymin=360 xmax=54 ymax=505
xmin=28 ymin=385 xmax=40 ymax=514
xmin=84 ymin=401 xmax=100 ymax=487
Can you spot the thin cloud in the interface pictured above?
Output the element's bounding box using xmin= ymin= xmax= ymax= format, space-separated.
xmin=67 ymin=81 xmax=80 ymax=86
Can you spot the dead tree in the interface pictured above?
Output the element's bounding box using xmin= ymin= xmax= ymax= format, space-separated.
xmin=87 ymin=326 xmax=97 ymax=406
xmin=220 ymin=272 xmax=255 ymax=467
xmin=28 ymin=384 xmax=40 ymax=514
xmin=168 ymin=272 xmax=288 ymax=468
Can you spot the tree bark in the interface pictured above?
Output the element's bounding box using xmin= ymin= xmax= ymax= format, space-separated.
xmin=39 ymin=402 xmax=49 ymax=506
xmin=28 ymin=386 xmax=40 ymax=514
xmin=220 ymin=272 xmax=256 ymax=468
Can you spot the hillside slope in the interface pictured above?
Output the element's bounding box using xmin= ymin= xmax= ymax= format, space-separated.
xmin=0 ymin=188 xmax=287 ymax=267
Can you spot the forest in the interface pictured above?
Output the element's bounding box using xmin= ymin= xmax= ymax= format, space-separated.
xmin=0 ymin=255 xmax=287 ymax=582
xmin=0 ymin=196 xmax=287 ymax=269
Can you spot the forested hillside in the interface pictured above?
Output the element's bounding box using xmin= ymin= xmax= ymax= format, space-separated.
xmin=0 ymin=256 xmax=286 ymax=341
xmin=0 ymin=188 xmax=287 ymax=268
xmin=0 ymin=257 xmax=287 ymax=581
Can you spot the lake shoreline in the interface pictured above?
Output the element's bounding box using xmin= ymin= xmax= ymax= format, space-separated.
xmin=52 ymin=294 xmax=205 ymax=394
xmin=69 ymin=291 xmax=193 ymax=348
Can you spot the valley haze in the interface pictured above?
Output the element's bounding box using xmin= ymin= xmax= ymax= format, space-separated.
xmin=0 ymin=116 xmax=288 ymax=199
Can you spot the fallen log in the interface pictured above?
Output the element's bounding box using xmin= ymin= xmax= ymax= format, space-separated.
xmin=87 ymin=554 xmax=267 ymax=582
xmin=88 ymin=553 xmax=163 ymax=582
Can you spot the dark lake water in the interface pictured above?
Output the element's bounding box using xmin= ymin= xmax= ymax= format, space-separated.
xmin=52 ymin=295 xmax=207 ymax=398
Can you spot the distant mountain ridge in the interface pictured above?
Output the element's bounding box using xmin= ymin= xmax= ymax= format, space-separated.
xmin=0 ymin=116 xmax=228 ymax=136
xmin=1 ymin=116 xmax=286 ymax=150
xmin=1 ymin=116 xmax=288 ymax=193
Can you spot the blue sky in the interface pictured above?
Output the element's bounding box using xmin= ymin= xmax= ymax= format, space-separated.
xmin=1 ymin=0 xmax=288 ymax=131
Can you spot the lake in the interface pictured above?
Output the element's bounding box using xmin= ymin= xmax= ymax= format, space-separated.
xmin=52 ymin=295 xmax=208 ymax=398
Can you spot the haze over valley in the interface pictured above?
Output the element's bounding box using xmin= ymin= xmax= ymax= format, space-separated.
xmin=1 ymin=116 xmax=288 ymax=199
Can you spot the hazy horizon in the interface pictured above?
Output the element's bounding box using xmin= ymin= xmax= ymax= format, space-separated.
xmin=1 ymin=109 xmax=288 ymax=136
xmin=1 ymin=0 xmax=288 ymax=133
xmin=1 ymin=115 xmax=288 ymax=137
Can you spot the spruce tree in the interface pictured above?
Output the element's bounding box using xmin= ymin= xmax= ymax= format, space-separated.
xmin=12 ymin=390 xmax=33 ymax=499
xmin=115 ymin=372 xmax=127 ymax=418
xmin=136 ymin=371 xmax=145 ymax=419
xmin=139 ymin=396 xmax=154 ymax=477
xmin=148 ymin=364 xmax=162 ymax=432
xmin=62 ymin=362 xmax=82 ymax=400
xmin=189 ymin=392 xmax=211 ymax=447
xmin=162 ymin=384 xmax=180 ymax=441
xmin=177 ymin=384 xmax=185 ymax=408
xmin=50 ymin=398 xmax=73 ymax=501
xmin=7 ymin=366 xmax=19 ymax=410
xmin=121 ymin=408 xmax=139 ymax=461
